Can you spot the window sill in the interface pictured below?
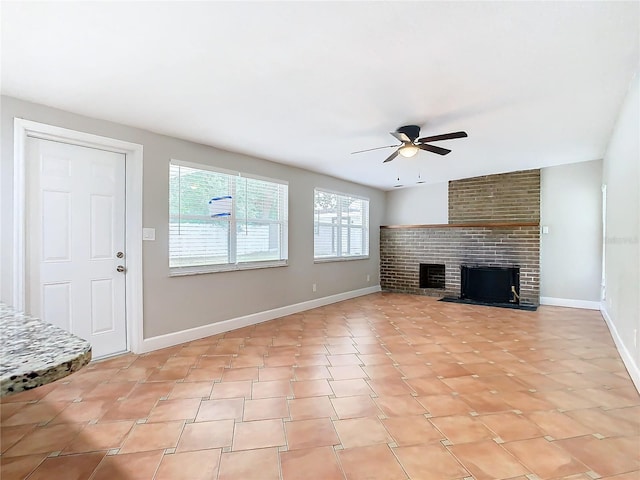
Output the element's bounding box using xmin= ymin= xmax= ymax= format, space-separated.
xmin=169 ymin=260 xmax=288 ymax=277
xmin=314 ymin=255 xmax=370 ymax=264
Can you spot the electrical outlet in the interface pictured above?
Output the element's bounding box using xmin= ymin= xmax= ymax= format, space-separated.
xmin=366 ymin=274 xmax=371 ymax=282
xmin=312 ymin=283 xmax=317 ymax=292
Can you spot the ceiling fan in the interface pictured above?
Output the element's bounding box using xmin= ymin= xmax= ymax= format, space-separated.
xmin=351 ymin=125 xmax=468 ymax=163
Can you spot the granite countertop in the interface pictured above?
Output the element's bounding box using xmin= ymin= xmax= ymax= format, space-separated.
xmin=0 ymin=303 xmax=92 ymax=396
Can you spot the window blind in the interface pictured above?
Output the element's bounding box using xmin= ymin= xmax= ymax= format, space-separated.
xmin=314 ymin=189 xmax=369 ymax=259
xmin=169 ymin=162 xmax=288 ymax=273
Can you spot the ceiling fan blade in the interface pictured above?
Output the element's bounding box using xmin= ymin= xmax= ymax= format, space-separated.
xmin=390 ymin=131 xmax=411 ymax=143
xmin=351 ymin=144 xmax=400 ymax=154
xmin=383 ymin=150 xmax=400 ymax=163
xmin=417 ymin=131 xmax=468 ymax=143
xmin=419 ymin=144 xmax=451 ymax=155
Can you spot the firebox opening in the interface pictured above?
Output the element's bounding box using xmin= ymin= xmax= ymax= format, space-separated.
xmin=461 ymin=265 xmax=520 ymax=304
xmin=419 ymin=263 xmax=446 ymax=289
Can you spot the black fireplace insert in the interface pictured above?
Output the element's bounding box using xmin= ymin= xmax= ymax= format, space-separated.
xmin=460 ymin=265 xmax=520 ymax=304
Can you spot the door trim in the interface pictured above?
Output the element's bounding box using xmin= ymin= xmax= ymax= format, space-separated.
xmin=13 ymin=118 xmax=144 ymax=354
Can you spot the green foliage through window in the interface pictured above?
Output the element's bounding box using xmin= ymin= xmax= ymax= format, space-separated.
xmin=314 ymin=189 xmax=369 ymax=259
xmin=170 ymin=162 xmax=288 ymax=271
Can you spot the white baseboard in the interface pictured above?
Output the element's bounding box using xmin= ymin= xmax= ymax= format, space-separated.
xmin=540 ymin=297 xmax=601 ymax=310
xmin=600 ymin=304 xmax=640 ymax=393
xmin=138 ymin=285 xmax=382 ymax=354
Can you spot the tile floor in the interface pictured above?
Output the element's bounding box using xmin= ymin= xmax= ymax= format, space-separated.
xmin=1 ymin=293 xmax=639 ymax=479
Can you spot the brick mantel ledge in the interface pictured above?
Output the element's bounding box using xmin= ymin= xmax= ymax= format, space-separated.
xmin=381 ymin=222 xmax=540 ymax=229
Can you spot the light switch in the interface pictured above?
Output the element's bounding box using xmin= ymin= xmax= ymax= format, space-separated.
xmin=142 ymin=228 xmax=156 ymax=241
xmin=541 ymin=226 xmax=549 ymax=234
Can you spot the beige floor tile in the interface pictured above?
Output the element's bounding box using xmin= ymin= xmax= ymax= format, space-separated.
xmin=430 ymin=415 xmax=495 ymax=444
xmin=393 ymin=444 xmax=469 ymax=480
xmin=330 ymin=379 xmax=375 ymax=397
xmin=292 ymin=379 xmax=334 ymax=398
xmin=334 ymin=416 xmax=393 ymax=448
xmin=374 ymin=395 xmax=427 ymax=417
xmin=338 ymin=444 xmax=407 ymax=480
xmin=28 ymin=452 xmax=106 ymax=480
xmin=449 ymin=440 xmax=530 ymax=480
xmin=100 ymin=396 xmax=157 ymax=422
xmin=210 ymin=380 xmax=252 ymax=399
xmin=232 ymin=418 xmax=286 ymax=451
xmin=281 ymin=446 xmax=345 ymax=480
xmin=90 ymin=450 xmax=163 ymax=480
xmin=147 ymin=398 xmax=201 ymax=422
xmin=155 ymin=448 xmax=221 ymax=480
xmin=0 ymin=424 xmax=34 ymax=454
xmin=564 ymin=408 xmax=640 ymax=437
xmin=525 ymin=410 xmax=593 ymax=439
xmin=382 ymin=415 xmax=444 ymax=446
xmin=168 ymin=381 xmax=213 ymax=399
xmin=63 ymin=420 xmax=134 ymax=454
xmin=0 ymin=454 xmax=47 ymax=480
xmin=251 ymin=379 xmax=292 ymax=399
xmin=195 ymin=398 xmax=244 ymax=422
xmin=218 ymin=447 xmax=280 ymax=480
xmin=285 ymin=417 xmax=340 ymax=450
xmin=367 ymin=378 xmax=415 ymax=397
xmin=119 ymin=421 xmax=184 ymax=454
xmin=556 ymin=435 xmax=640 ymax=477
xmin=176 ymin=419 xmax=234 ymax=451
xmin=2 ymin=401 xmax=69 ymax=426
xmin=221 ymin=367 xmax=259 ymax=382
xmin=503 ymin=437 xmax=589 ymax=478
xmin=331 ymin=395 xmax=381 ymax=419
xmin=288 ymin=396 xmax=337 ymax=420
xmin=243 ymin=397 xmax=289 ymax=421
xmin=4 ymin=423 xmax=84 ymax=457
xmin=295 ymin=365 xmax=332 ymax=380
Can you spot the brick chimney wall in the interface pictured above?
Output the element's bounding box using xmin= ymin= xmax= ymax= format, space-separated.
xmin=449 ymin=169 xmax=540 ymax=223
xmin=380 ymin=169 xmax=541 ymax=305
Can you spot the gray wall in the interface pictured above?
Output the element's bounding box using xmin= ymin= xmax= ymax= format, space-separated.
xmin=601 ymin=74 xmax=640 ymax=378
xmin=383 ymin=182 xmax=448 ymax=226
xmin=1 ymin=96 xmax=385 ymax=339
xmin=540 ymin=160 xmax=603 ymax=303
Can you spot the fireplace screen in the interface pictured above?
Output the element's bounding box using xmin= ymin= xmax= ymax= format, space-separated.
xmin=460 ymin=266 xmax=520 ymax=304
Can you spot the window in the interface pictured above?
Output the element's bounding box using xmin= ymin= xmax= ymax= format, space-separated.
xmin=314 ymin=189 xmax=369 ymax=260
xmin=169 ymin=161 xmax=288 ymax=274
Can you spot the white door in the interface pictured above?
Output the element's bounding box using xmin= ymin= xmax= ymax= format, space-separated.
xmin=27 ymin=137 xmax=127 ymax=359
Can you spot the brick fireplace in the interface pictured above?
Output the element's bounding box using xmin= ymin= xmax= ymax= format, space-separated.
xmin=380 ymin=169 xmax=541 ymax=305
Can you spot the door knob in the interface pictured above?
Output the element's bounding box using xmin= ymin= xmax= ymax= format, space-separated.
xmin=116 ymin=265 xmax=126 ymax=273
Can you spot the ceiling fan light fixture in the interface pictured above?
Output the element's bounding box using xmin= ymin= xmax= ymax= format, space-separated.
xmin=398 ymin=144 xmax=419 ymax=157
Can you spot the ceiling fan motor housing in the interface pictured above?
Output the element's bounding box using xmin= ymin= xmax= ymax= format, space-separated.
xmin=396 ymin=125 xmax=421 ymax=142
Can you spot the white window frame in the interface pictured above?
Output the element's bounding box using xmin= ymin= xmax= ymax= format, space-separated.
xmin=314 ymin=188 xmax=369 ymax=262
xmin=169 ymin=159 xmax=288 ymax=276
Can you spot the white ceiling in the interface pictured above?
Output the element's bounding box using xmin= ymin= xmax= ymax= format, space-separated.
xmin=2 ymin=1 xmax=638 ymax=190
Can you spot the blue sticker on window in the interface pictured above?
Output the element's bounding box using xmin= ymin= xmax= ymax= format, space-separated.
xmin=209 ymin=195 xmax=232 ymax=218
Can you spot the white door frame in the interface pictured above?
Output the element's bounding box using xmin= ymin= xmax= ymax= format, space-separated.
xmin=601 ymin=183 xmax=607 ymax=302
xmin=13 ymin=118 xmax=144 ymax=354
